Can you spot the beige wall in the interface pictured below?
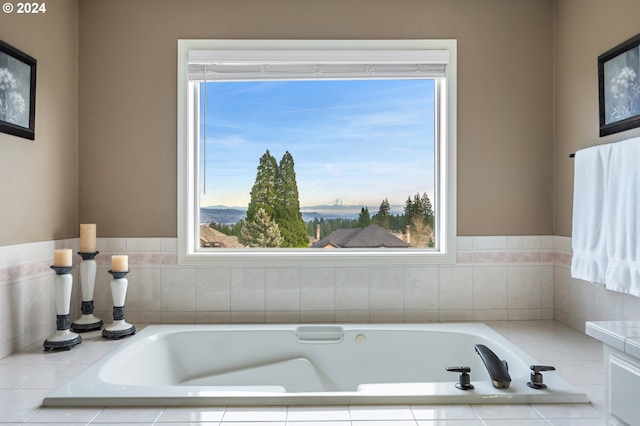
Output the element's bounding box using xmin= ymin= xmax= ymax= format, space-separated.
xmin=554 ymin=0 xmax=640 ymax=236
xmin=0 ymin=1 xmax=78 ymax=246
xmin=78 ymin=0 xmax=555 ymax=238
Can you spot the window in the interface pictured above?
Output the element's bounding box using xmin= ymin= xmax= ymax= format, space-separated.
xmin=178 ymin=40 xmax=457 ymax=265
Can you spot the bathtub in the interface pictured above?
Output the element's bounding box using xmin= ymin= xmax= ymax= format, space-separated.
xmin=43 ymin=323 xmax=588 ymax=406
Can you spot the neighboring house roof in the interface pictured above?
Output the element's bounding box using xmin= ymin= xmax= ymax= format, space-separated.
xmin=311 ymin=224 xmax=411 ymax=248
xmin=199 ymin=224 xmax=244 ymax=248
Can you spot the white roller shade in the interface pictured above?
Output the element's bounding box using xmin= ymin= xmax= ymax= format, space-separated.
xmin=187 ymin=45 xmax=449 ymax=81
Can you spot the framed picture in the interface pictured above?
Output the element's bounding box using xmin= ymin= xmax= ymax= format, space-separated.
xmin=0 ymin=40 xmax=36 ymax=140
xmin=599 ymin=33 xmax=640 ymax=137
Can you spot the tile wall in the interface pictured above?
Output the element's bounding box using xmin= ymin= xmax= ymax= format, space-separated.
xmin=2 ymin=235 xmax=639 ymax=359
xmin=553 ymin=235 xmax=640 ymax=330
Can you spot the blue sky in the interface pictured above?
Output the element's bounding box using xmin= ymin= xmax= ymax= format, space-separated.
xmin=200 ymin=79 xmax=435 ymax=210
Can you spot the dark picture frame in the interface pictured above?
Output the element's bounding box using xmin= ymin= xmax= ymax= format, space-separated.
xmin=599 ymin=33 xmax=640 ymax=137
xmin=0 ymin=40 xmax=36 ymax=140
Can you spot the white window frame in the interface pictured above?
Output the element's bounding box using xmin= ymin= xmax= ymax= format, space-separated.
xmin=177 ymin=39 xmax=457 ymax=266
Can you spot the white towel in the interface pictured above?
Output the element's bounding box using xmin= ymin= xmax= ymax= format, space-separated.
xmin=571 ymin=143 xmax=611 ymax=284
xmin=604 ymin=137 xmax=640 ymax=296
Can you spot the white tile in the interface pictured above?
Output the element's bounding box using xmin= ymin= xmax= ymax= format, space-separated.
xmin=92 ymin=407 xmax=163 ymax=422
xmin=1 ymin=279 xmax=33 ymax=343
xmin=266 ymin=267 xmax=300 ymax=311
xmin=196 ymin=311 xmax=231 ymax=323
xmin=265 ymin=310 xmax=301 ymax=323
xmin=508 ymin=235 xmax=542 ymax=249
xmin=161 ymin=267 xmax=196 ymax=311
xmin=160 ymin=237 xmax=178 ymax=252
xmin=300 ymin=267 xmax=335 ymax=311
xmin=97 ymin=237 xmax=126 ymax=252
xmin=300 ymin=310 xmax=336 ymax=323
xmin=508 ymin=266 xmax=542 ymax=309
xmin=370 ymin=266 xmax=404 ymax=310
xmin=286 ymin=406 xmax=350 ymax=421
xmin=411 ymin=404 xmax=479 ymax=420
xmin=19 ymin=363 xmax=89 ymax=389
xmin=370 ymin=310 xmax=405 ymax=322
xmin=508 ymin=309 xmax=542 ymax=320
xmin=541 ymin=235 xmax=554 ymax=249
xmin=404 ymin=266 xmax=439 ymax=310
xmin=0 ymin=388 xmax=51 ymax=422
xmin=127 ymin=268 xmax=161 ymax=312
xmin=553 ymin=266 xmax=572 ymax=315
xmin=481 ymin=420 xmax=550 ymax=426
xmin=26 ymin=406 xmax=102 ymax=423
xmin=438 ymin=266 xmax=473 ymax=309
xmin=545 ymin=420 xmax=604 ymax=426
xmin=222 ymin=406 xmax=287 ymax=421
xmin=439 ymin=309 xmax=474 ymax=321
xmin=0 ymin=363 xmax=52 ymax=389
xmin=474 ymin=309 xmax=508 ymax=321
xmin=196 ymin=267 xmax=231 ymax=311
xmin=157 ymin=406 xmax=226 ymax=422
xmin=472 ymin=236 xmax=507 ymax=250
xmin=623 ymin=292 xmax=640 ymax=320
xmin=457 ymin=236 xmax=473 ymax=250
xmin=554 ymin=235 xmax=572 ymax=253
xmin=230 ymin=268 xmax=265 ymax=311
xmin=335 ymin=310 xmax=370 ymax=322
xmin=531 ymin=403 xmax=602 ymax=419
xmin=569 ymin=278 xmax=595 ymax=321
xmin=230 ymin=311 xmax=265 ymax=323
xmin=473 ymin=266 xmax=508 ymax=309
xmin=128 ymin=310 xmax=162 ymax=324
xmin=404 ymin=309 xmax=439 ymax=322
xmin=349 ymin=404 xmax=415 ymax=420
xmin=126 ymin=237 xmax=162 ymax=251
xmin=541 ymin=265 xmax=554 ymax=309
xmin=335 ymin=267 xmax=369 ymax=310
xmin=472 ymin=404 xmax=543 ymax=419
xmin=0 ymin=240 xmax=56 ymax=267
xmin=161 ymin=311 xmax=196 ymax=323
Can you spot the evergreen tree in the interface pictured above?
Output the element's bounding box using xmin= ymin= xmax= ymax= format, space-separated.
xmin=239 ymin=208 xmax=283 ymax=247
xmin=421 ymin=192 xmax=435 ymax=229
xmin=404 ymin=195 xmax=415 ymax=227
xmin=246 ymin=150 xmax=278 ymax=222
xmin=274 ymin=151 xmax=309 ymax=247
xmin=209 ymin=221 xmax=232 ymax=235
xmin=401 ymin=192 xmax=435 ymax=245
xmin=373 ymin=198 xmax=391 ymax=230
xmin=357 ymin=207 xmax=371 ymax=228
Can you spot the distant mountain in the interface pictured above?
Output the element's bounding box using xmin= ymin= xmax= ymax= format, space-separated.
xmin=302 ymin=199 xmax=361 ymax=211
xmin=326 ymin=198 xmax=356 ymax=207
xmin=200 ymin=207 xmax=246 ymax=225
xmin=200 ymin=199 xmax=404 ymax=225
xmin=202 ymin=205 xmax=247 ymax=210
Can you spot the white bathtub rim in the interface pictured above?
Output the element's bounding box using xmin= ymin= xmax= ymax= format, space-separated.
xmin=43 ymin=323 xmax=590 ymax=407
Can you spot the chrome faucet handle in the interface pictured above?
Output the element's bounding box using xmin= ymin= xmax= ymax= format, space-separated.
xmin=446 ymin=366 xmax=474 ymax=390
xmin=527 ymin=365 xmax=556 ymax=389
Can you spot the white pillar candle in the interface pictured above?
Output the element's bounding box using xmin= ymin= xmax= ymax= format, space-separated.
xmin=53 ymin=248 xmax=73 ymax=267
xmin=111 ymin=255 xmax=128 ymax=272
xmin=79 ymin=224 xmax=97 ymax=253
